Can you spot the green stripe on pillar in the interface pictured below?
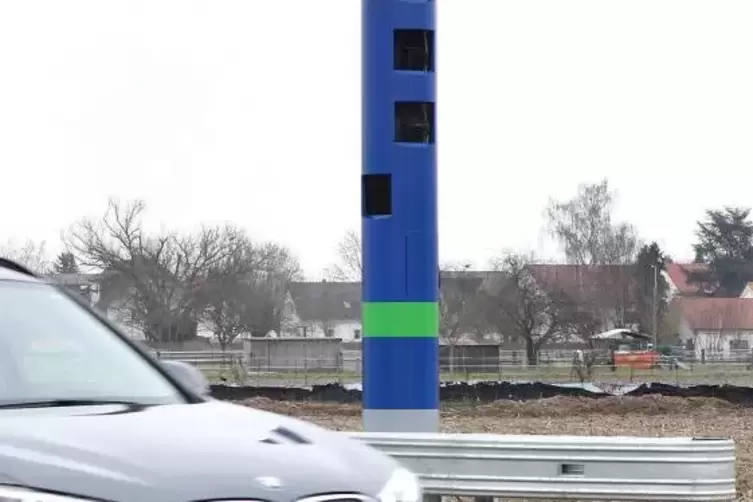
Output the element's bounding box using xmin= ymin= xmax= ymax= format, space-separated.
xmin=362 ymin=302 xmax=439 ymax=337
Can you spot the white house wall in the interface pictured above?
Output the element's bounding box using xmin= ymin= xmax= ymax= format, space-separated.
xmin=299 ymin=320 xmax=362 ymax=341
xmin=662 ymin=270 xmax=681 ymax=301
xmin=678 ymin=319 xmax=753 ymax=360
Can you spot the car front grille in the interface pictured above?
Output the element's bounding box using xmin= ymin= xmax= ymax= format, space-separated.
xmin=297 ymin=494 xmax=375 ymax=502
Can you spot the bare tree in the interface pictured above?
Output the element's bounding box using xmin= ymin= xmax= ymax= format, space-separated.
xmin=323 ymin=229 xmax=362 ymax=281
xmin=439 ymin=263 xmax=483 ymax=371
xmin=546 ymin=179 xmax=640 ymax=329
xmin=201 ymin=236 xmax=258 ymax=350
xmin=64 ymin=198 xmax=240 ymax=344
xmin=546 ymin=179 xmax=639 ymax=266
xmin=481 ymin=253 xmax=579 ymax=366
xmin=245 ymin=243 xmax=303 ymax=337
xmin=0 ymin=239 xmax=51 ymax=274
xmin=203 ymin=240 xmax=303 ymax=348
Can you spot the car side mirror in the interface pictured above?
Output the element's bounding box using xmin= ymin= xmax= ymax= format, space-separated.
xmin=161 ymin=360 xmax=212 ymax=397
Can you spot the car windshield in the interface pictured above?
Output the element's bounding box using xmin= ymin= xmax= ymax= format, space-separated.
xmin=0 ymin=279 xmax=185 ymax=407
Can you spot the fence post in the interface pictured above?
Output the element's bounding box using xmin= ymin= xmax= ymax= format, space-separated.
xmin=303 ymin=357 xmax=308 ymax=386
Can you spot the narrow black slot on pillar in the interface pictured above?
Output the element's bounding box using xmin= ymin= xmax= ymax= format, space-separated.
xmin=394 ymin=29 xmax=434 ymax=72
xmin=560 ymin=464 xmax=585 ymax=476
xmin=362 ymin=174 xmax=392 ymax=217
xmin=395 ymin=101 xmax=435 ymax=144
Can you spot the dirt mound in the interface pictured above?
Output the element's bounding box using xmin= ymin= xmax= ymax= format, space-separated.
xmin=240 ymin=394 xmax=737 ymax=419
xmin=240 ymin=397 xmax=362 ymax=417
xmin=460 ymin=394 xmax=738 ymax=417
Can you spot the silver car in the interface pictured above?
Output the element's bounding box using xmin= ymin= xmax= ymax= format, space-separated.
xmin=0 ymin=259 xmax=421 ymax=502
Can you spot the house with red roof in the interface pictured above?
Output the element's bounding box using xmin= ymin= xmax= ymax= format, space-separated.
xmin=672 ymin=297 xmax=753 ymax=360
xmin=664 ymin=263 xmax=716 ymax=298
xmin=662 ymin=263 xmax=753 ymax=360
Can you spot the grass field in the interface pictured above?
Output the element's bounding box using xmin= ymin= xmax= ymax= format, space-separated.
xmin=206 ymin=363 xmax=753 ymax=386
xmin=240 ymin=395 xmax=753 ymax=501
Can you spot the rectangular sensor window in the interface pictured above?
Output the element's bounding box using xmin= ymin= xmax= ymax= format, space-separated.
xmin=362 ymin=174 xmax=392 ymax=217
xmin=394 ymin=29 xmax=434 ymax=72
xmin=395 ymin=101 xmax=435 ymax=144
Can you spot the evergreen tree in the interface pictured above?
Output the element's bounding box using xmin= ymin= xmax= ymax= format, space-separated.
xmin=633 ymin=242 xmax=670 ymax=336
xmin=52 ymin=251 xmax=78 ymax=274
xmin=690 ymin=207 xmax=753 ymax=296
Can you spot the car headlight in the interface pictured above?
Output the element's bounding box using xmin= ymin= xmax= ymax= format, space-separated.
xmin=0 ymin=485 xmax=92 ymax=502
xmin=378 ymin=467 xmax=421 ymax=502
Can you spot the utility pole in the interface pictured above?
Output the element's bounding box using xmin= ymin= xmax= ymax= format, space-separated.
xmin=652 ymin=263 xmax=658 ymax=349
xmin=651 ymin=257 xmax=663 ymax=350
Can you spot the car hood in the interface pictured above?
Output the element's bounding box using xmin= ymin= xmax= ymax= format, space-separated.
xmin=0 ymin=400 xmax=397 ymax=502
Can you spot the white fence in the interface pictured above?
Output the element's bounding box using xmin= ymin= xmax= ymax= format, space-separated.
xmin=153 ymin=349 xmax=753 ymax=376
xmin=152 ymin=350 xmax=244 ymax=374
xmin=152 ymin=348 xmax=753 ymax=368
xmin=354 ymin=432 xmax=736 ymax=501
xmin=154 ymin=348 xmax=753 ymax=387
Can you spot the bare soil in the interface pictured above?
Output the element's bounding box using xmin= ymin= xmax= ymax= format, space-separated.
xmin=239 ymin=395 xmax=753 ymax=501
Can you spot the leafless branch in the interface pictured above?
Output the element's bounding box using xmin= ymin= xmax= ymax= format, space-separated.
xmin=481 ymin=252 xmax=584 ymax=365
xmin=323 ymin=229 xmax=362 ymax=281
xmin=63 ymin=198 xmax=242 ymax=343
xmin=0 ymin=239 xmax=51 ymax=275
xmin=439 ymin=263 xmax=482 ymax=345
xmin=202 ymin=238 xmax=302 ymax=348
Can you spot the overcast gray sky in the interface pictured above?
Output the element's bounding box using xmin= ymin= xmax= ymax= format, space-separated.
xmin=0 ymin=0 xmax=751 ymax=277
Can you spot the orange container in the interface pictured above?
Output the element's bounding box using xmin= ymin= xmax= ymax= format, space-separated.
xmin=614 ymin=351 xmax=659 ymax=370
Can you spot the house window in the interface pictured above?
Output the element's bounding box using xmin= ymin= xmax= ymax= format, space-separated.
xmin=730 ymin=339 xmax=749 ymax=350
xmin=354 ymin=329 xmax=361 ymax=340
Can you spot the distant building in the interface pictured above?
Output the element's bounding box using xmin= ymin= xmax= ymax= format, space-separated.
xmin=284 ymin=281 xmax=362 ymax=341
xmin=46 ymin=272 xmax=102 ymax=305
xmin=740 ymin=282 xmax=753 ymax=299
xmin=672 ymin=297 xmax=753 ymax=360
xmin=664 ymin=263 xmax=716 ymax=298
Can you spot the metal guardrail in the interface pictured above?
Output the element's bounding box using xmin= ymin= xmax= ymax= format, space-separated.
xmin=352 ymin=432 xmax=736 ymax=501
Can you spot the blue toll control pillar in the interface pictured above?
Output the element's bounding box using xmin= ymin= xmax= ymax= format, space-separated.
xmin=361 ymin=0 xmax=438 ymax=432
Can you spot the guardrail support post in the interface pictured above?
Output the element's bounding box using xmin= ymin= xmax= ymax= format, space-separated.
xmin=361 ymin=0 xmax=439 ymax=433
